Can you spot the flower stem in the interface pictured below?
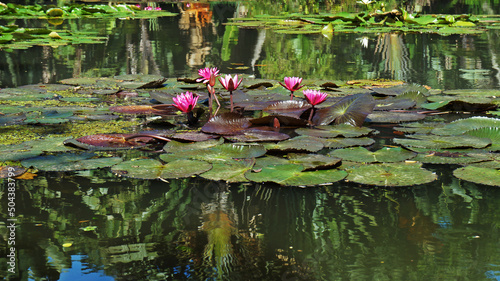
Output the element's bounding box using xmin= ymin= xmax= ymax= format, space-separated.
xmin=308 ymin=106 xmax=315 ymax=125
xmin=290 ymin=90 xmax=294 ymax=100
xmin=230 ymin=91 xmax=234 ymax=112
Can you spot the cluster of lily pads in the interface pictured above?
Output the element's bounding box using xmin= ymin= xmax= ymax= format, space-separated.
xmin=0 ymin=3 xmax=176 ymax=50
xmin=0 ymin=70 xmax=499 ymax=187
xmin=226 ymin=8 xmax=499 ymax=36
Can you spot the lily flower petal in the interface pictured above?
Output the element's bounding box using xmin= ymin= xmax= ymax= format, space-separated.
xmin=303 ymin=89 xmax=327 ymax=106
xmin=196 ymin=67 xmax=220 ymax=84
xmin=172 ymin=92 xmax=199 ymax=113
xmin=219 ymin=74 xmax=242 ymax=92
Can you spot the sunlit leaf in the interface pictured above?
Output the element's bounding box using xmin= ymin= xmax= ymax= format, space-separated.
xmin=345 ymin=162 xmax=437 ymax=186
xmin=264 ymin=135 xmax=324 ymax=152
xmin=330 ymin=146 xmax=416 ymax=163
xmin=312 ymin=93 xmax=375 ymax=126
xmin=112 ymin=159 xmax=212 ymax=179
xmin=21 ymin=153 xmax=122 ymax=171
xmin=394 ymin=134 xmax=491 ymax=149
xmin=295 ymin=124 xmax=375 ymax=138
xmin=453 ymin=166 xmax=500 ymax=187
xmin=200 ymin=158 xmax=255 ymax=183
xmin=245 ymin=164 xmax=347 ymax=186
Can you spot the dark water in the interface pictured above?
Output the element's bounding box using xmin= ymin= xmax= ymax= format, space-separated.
xmin=1 ymin=2 xmax=500 ymax=281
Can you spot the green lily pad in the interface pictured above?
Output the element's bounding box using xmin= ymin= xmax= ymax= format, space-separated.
xmin=345 ymin=162 xmax=437 ymax=186
xmin=286 ymin=153 xmax=341 ymax=171
xmin=394 ymin=134 xmax=491 ymax=149
xmin=199 ymin=158 xmax=255 ymax=183
xmin=112 ymin=159 xmax=212 ymax=180
xmin=0 ymin=143 xmax=43 ymax=161
xmin=264 ymin=135 xmax=324 ymax=152
xmin=21 ymin=153 xmax=122 ymax=171
xmin=224 ymin=129 xmax=290 ymax=142
xmin=453 ymin=166 xmax=500 ymax=187
xmin=366 ymin=112 xmax=427 ymax=123
xmin=322 ymin=137 xmax=375 ymax=148
xmin=163 ymin=138 xmax=224 ymax=153
xmin=412 ymin=151 xmax=484 ymax=164
xmin=465 ymin=127 xmax=500 ymax=151
xmin=329 ymin=146 xmax=416 ymax=163
xmin=295 ymin=124 xmax=375 ymax=138
xmin=160 ymin=143 xmax=266 ymax=163
xmin=245 ymin=164 xmax=347 ymax=186
xmin=431 ymin=117 xmax=500 ymax=135
xmin=394 ymin=122 xmax=445 ymax=134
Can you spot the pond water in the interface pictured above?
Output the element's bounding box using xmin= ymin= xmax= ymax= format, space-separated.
xmin=1 ymin=1 xmax=500 ymax=281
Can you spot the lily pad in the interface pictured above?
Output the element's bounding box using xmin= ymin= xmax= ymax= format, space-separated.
xmin=263 ymin=100 xmax=311 ymax=118
xmin=264 ymin=135 xmax=324 ymax=152
xmin=199 ymin=158 xmax=255 ymax=183
xmin=163 ymin=138 xmax=224 ymax=153
xmin=329 ymin=146 xmax=416 ymax=163
xmin=465 ymin=127 xmax=500 ymax=151
xmin=112 ymin=159 xmax=212 ymax=180
xmin=366 ymin=111 xmax=427 ymax=123
xmin=453 ymin=166 xmax=500 ymax=187
xmin=286 ymin=153 xmax=341 ymax=171
xmin=345 ymin=162 xmax=437 ymax=186
xmin=394 ymin=134 xmax=491 ymax=149
xmin=322 ymin=137 xmax=375 ymax=148
xmin=431 ymin=117 xmax=500 ymax=135
xmin=295 ymin=124 xmax=375 ymax=138
xmin=224 ymin=128 xmax=290 ymax=142
xmin=312 ymin=93 xmax=375 ymax=126
xmin=393 ymin=122 xmax=445 ymax=134
xmin=21 ymin=153 xmax=122 ymax=171
xmin=201 ymin=113 xmax=251 ymax=135
xmin=244 ymin=164 xmax=347 ymax=186
xmin=160 ymin=143 xmax=266 ymax=163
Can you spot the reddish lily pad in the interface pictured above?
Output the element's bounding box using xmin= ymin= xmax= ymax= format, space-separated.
xmin=201 ymin=112 xmax=251 ymax=135
xmin=249 ymin=115 xmax=308 ymax=127
xmin=263 ymin=100 xmax=311 ymax=118
xmin=73 ymin=134 xmax=154 ymax=149
xmin=0 ymin=166 xmax=27 ymax=178
xmin=322 ymin=137 xmax=375 ymax=148
xmin=109 ymin=105 xmax=177 ymax=115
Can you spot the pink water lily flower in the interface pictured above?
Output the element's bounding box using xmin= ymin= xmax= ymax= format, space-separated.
xmin=219 ymin=74 xmax=242 ymax=92
xmin=279 ymin=77 xmax=304 ymax=100
xmin=219 ymin=74 xmax=243 ymax=112
xmin=196 ymin=67 xmax=220 ymax=84
xmin=303 ymin=89 xmax=328 ymax=106
xmin=172 ymin=92 xmax=199 ymax=113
